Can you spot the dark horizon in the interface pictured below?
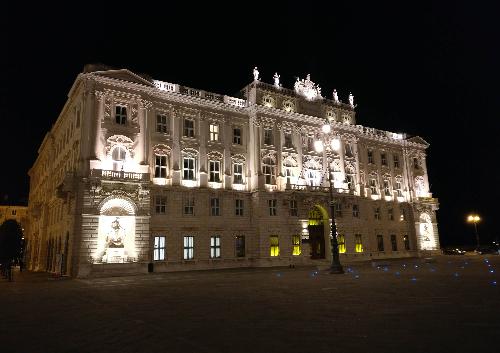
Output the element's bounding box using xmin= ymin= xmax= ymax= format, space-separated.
xmin=3 ymin=1 xmax=498 ymax=247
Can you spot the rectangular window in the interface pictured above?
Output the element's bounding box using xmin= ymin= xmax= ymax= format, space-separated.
xmin=264 ymin=128 xmax=273 ymax=145
xmin=367 ymin=150 xmax=374 ymax=164
xmin=284 ymin=132 xmax=293 ymax=148
xmin=233 ymin=128 xmax=242 ymax=144
xmin=346 ymin=174 xmax=355 ymax=191
xmin=400 ymin=207 xmax=406 ymax=221
xmin=355 ymin=234 xmax=363 ymax=253
xmin=270 ymin=235 xmax=279 ymax=257
xmin=184 ymin=119 xmax=195 ymax=137
xmin=396 ymin=181 xmax=403 ymax=197
xmin=263 ymin=159 xmax=276 ymax=185
xmin=377 ymin=235 xmax=385 ymax=251
xmin=183 ymin=236 xmax=194 ymax=260
xmin=403 ymin=235 xmax=410 ymax=250
xmin=391 ymin=234 xmax=398 ymax=251
xmin=413 ymin=157 xmax=419 ymax=169
xmin=115 ymin=105 xmax=127 ymax=125
xmin=233 ymin=163 xmax=243 ymax=184
xmin=268 ymin=199 xmax=277 ymax=216
xmin=210 ymin=197 xmax=220 ymax=216
xmin=393 ymin=155 xmax=400 ymax=168
xmin=345 ymin=143 xmax=353 ymax=157
xmin=290 ymin=199 xmax=298 ymax=216
xmin=235 ymin=236 xmax=245 ymax=257
xmin=374 ymin=207 xmax=381 ymax=220
xmin=155 ymin=155 xmax=167 ymax=178
xmin=183 ymin=157 xmax=195 ymax=180
xmin=337 ymin=234 xmax=346 ymax=253
xmin=292 ymin=235 xmax=301 ymax=255
xmin=155 ymin=196 xmax=166 ymax=214
xmin=209 ymin=123 xmax=219 ymax=141
xmin=307 ymin=136 xmax=314 ymax=151
xmin=384 ymin=180 xmax=391 ymax=196
xmin=370 ymin=179 xmax=378 ymax=194
xmin=210 ymin=235 xmax=221 ymax=258
xmin=153 ymin=236 xmax=166 ymax=261
xmin=235 ymin=199 xmax=244 ymax=216
xmin=381 ymin=153 xmax=387 ymax=166
xmin=352 ymin=204 xmax=359 ymax=218
xmin=334 ymin=202 xmax=342 ymax=217
xmin=209 ymin=160 xmax=221 ymax=182
xmin=184 ymin=197 xmax=194 ymax=215
xmin=156 ymin=114 xmax=168 ymax=133
xmin=388 ymin=208 xmax=394 ymax=221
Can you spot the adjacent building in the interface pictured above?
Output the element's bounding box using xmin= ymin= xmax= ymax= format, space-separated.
xmin=25 ymin=64 xmax=440 ymax=277
xmin=0 ymin=205 xmax=28 ymax=230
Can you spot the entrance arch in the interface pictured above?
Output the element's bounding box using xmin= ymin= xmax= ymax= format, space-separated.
xmin=307 ymin=205 xmax=329 ymax=259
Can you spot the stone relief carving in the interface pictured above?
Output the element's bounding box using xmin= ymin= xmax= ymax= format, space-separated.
xmin=153 ymin=144 xmax=171 ymax=156
xmin=106 ymin=135 xmax=134 ymax=158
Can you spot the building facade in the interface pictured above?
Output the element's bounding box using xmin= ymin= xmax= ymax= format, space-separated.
xmin=26 ymin=65 xmax=439 ymax=277
xmin=0 ymin=205 xmax=28 ymax=230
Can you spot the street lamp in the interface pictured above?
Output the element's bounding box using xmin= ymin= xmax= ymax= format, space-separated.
xmin=467 ymin=214 xmax=481 ymax=249
xmin=315 ymin=122 xmax=344 ymax=274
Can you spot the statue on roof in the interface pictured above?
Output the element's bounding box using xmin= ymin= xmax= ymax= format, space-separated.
xmin=294 ymin=74 xmax=322 ymax=100
xmin=332 ymin=89 xmax=339 ymax=104
xmin=348 ymin=92 xmax=355 ymax=107
xmin=253 ymin=67 xmax=260 ymax=81
xmin=273 ymin=73 xmax=281 ymax=88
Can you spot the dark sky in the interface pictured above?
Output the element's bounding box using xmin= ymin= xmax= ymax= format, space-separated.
xmin=2 ymin=1 xmax=499 ymax=246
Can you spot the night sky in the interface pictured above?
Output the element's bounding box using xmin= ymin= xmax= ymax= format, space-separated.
xmin=3 ymin=1 xmax=498 ymax=247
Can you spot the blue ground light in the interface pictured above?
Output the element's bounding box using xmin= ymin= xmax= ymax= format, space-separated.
xmin=492 ymin=281 xmax=497 ymax=286
xmin=395 ymin=271 xmax=401 ymax=277
xmin=454 ymin=272 xmax=460 ymax=277
xmin=411 ymin=277 xmax=417 ymax=282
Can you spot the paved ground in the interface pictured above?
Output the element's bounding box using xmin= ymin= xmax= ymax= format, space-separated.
xmin=1 ymin=255 xmax=499 ymax=353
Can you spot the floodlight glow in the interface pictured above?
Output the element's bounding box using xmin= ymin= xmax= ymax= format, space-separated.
xmin=322 ymin=124 xmax=331 ymax=134
xmin=330 ymin=138 xmax=340 ymax=151
xmin=314 ymin=140 xmax=324 ymax=152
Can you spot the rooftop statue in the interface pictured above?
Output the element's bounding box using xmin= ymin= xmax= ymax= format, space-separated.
xmin=348 ymin=92 xmax=355 ymax=107
xmin=294 ymin=74 xmax=322 ymax=100
xmin=332 ymin=89 xmax=339 ymax=104
xmin=253 ymin=67 xmax=260 ymax=81
xmin=273 ymin=72 xmax=281 ymax=87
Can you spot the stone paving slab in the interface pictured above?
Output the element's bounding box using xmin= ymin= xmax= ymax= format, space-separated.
xmin=0 ymin=255 xmax=499 ymax=353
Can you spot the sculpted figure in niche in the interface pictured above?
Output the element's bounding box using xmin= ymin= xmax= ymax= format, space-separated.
xmin=106 ymin=217 xmax=126 ymax=248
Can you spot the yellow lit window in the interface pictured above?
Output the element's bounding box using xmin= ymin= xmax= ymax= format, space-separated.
xmin=292 ymin=235 xmax=301 ymax=256
xmin=270 ymin=235 xmax=280 ymax=257
xmin=337 ymin=234 xmax=346 ymax=253
xmin=355 ymin=234 xmax=363 ymax=253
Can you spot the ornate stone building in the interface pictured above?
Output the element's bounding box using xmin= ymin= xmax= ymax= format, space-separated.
xmin=26 ymin=64 xmax=439 ymax=277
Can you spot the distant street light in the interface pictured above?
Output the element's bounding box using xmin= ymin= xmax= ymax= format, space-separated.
xmin=467 ymin=214 xmax=481 ymax=249
xmin=315 ymin=122 xmax=344 ymax=274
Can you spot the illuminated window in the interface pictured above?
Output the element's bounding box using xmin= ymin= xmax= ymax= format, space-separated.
xmin=235 ymin=236 xmax=245 ymax=257
xmin=306 ymin=170 xmax=318 ymax=186
xmin=183 ymin=119 xmax=195 ymax=138
xmin=233 ymin=163 xmax=243 ymax=184
xmin=270 ymin=235 xmax=279 ymax=256
xmin=209 ymin=160 xmax=221 ymax=182
xmin=403 ymin=235 xmax=410 ymax=250
xmin=210 ymin=197 xmax=220 ymax=216
xmin=290 ymin=199 xmax=298 ymax=216
xmin=367 ymin=150 xmax=374 ymax=164
xmin=155 ymin=196 xmax=166 ymax=214
xmin=337 ymin=234 xmax=346 ymax=253
xmin=268 ymin=199 xmax=277 ymax=216
xmin=12 ymin=210 xmax=17 ymax=216
xmin=155 ymin=155 xmax=167 ymax=178
xmin=374 ymin=207 xmax=381 ymax=220
xmin=183 ymin=157 xmax=195 ymax=180
xmin=156 ymin=114 xmax=168 ymax=133
xmin=377 ymin=235 xmax=385 ymax=251
xmin=388 ymin=208 xmax=394 ymax=221
xmin=384 ymin=180 xmax=391 ymax=196
xmin=209 ymin=123 xmax=219 ymax=141
xmin=352 ymin=204 xmax=359 ymax=218
xmin=112 ymin=147 xmax=126 ymax=171
xmin=390 ymin=234 xmax=398 ymax=251
xmin=210 ymin=235 xmax=221 ymax=258
xmin=183 ymin=236 xmax=194 ymax=260
xmin=292 ymin=235 xmax=301 ymax=255
xmin=369 ymin=179 xmax=378 ymax=195
xmin=355 ymin=234 xmax=363 ymax=253
xmin=183 ymin=197 xmax=194 ymax=215
xmin=381 ymin=153 xmax=387 ymax=166
xmin=115 ymin=105 xmax=127 ymax=125
xmin=284 ymin=132 xmax=293 ymax=148
xmin=413 ymin=157 xmax=419 ymax=169
xmin=264 ymin=128 xmax=273 ymax=145
xmin=235 ymin=199 xmax=244 ymax=216
xmin=393 ymin=155 xmax=400 ymax=168
xmin=400 ymin=206 xmax=406 ymax=221
xmin=233 ymin=128 xmax=242 ymax=144
xmin=396 ymin=181 xmax=403 ymax=197
xmin=263 ymin=157 xmax=276 ymax=185
xmin=153 ymin=236 xmax=166 ymax=261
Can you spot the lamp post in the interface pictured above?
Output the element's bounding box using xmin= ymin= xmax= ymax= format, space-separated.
xmin=467 ymin=214 xmax=481 ymax=250
xmin=315 ymin=123 xmax=344 ymax=274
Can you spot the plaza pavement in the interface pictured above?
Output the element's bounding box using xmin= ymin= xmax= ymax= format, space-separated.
xmin=0 ymin=255 xmax=499 ymax=353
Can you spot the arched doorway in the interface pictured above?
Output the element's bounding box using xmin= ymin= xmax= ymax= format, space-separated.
xmin=308 ymin=206 xmax=328 ymax=259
